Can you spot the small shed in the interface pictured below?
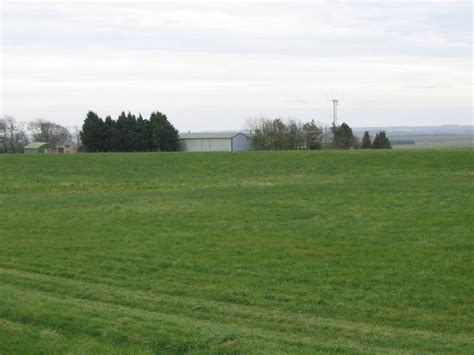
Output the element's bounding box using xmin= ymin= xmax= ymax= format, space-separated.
xmin=24 ymin=142 xmax=55 ymax=154
xmin=179 ymin=132 xmax=250 ymax=152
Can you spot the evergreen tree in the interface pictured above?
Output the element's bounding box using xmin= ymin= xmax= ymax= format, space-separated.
xmin=81 ymin=109 xmax=179 ymax=152
xmin=80 ymin=111 xmax=105 ymax=152
xmin=115 ymin=112 xmax=128 ymax=151
xmin=150 ymin=111 xmax=179 ymax=151
xmin=303 ymin=119 xmax=323 ymax=150
xmin=380 ymin=130 xmax=391 ymax=149
xmin=103 ymin=115 xmax=119 ymax=152
xmin=361 ymin=131 xmax=372 ymax=149
xmin=373 ymin=131 xmax=392 ymax=149
xmin=116 ymin=111 xmax=138 ymax=151
xmin=128 ymin=112 xmax=139 ymax=151
xmin=332 ymin=122 xmax=355 ymax=149
xmin=136 ymin=114 xmax=153 ymax=151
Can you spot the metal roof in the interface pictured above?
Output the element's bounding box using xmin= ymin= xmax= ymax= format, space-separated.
xmin=179 ymin=132 xmax=249 ymax=140
xmin=24 ymin=142 xmax=52 ymax=149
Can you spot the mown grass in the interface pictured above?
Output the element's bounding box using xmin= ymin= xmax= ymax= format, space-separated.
xmin=0 ymin=149 xmax=473 ymax=353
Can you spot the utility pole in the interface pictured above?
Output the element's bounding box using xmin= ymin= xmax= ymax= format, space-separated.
xmin=330 ymin=98 xmax=340 ymax=149
xmin=332 ymin=99 xmax=339 ymax=126
xmin=326 ymin=93 xmax=343 ymax=148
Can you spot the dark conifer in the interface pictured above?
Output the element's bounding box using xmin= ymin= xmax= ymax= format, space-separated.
xmin=332 ymin=122 xmax=355 ymax=149
xmin=80 ymin=111 xmax=105 ymax=152
xmin=361 ymin=131 xmax=372 ymax=149
xmin=150 ymin=111 xmax=179 ymax=151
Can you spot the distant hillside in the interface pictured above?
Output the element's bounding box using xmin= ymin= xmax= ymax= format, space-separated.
xmin=353 ymin=125 xmax=473 ymax=148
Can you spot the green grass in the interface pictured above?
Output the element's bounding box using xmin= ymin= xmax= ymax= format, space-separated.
xmin=0 ymin=149 xmax=473 ymax=353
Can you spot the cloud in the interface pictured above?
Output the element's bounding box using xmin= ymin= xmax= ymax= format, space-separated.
xmin=1 ymin=1 xmax=472 ymax=129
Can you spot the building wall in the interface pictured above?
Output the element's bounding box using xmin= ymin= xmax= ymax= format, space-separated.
xmin=232 ymin=134 xmax=250 ymax=151
xmin=180 ymin=138 xmax=232 ymax=152
xmin=24 ymin=149 xmax=40 ymax=154
xmin=56 ymin=141 xmax=77 ymax=153
xmin=25 ymin=145 xmax=52 ymax=153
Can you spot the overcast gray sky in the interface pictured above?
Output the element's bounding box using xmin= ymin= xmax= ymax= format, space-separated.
xmin=1 ymin=0 xmax=472 ymax=131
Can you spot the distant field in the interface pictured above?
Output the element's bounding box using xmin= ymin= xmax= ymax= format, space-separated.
xmin=354 ymin=125 xmax=473 ymax=149
xmin=388 ymin=133 xmax=473 ymax=149
xmin=0 ymin=149 xmax=473 ymax=353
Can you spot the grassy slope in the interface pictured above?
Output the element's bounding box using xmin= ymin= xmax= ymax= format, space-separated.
xmin=0 ymin=149 xmax=472 ymax=353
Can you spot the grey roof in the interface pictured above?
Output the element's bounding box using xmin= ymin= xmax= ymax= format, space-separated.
xmin=179 ymin=132 xmax=249 ymax=140
xmin=24 ymin=142 xmax=52 ymax=149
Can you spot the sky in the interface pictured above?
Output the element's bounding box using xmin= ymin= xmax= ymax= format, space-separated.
xmin=1 ymin=0 xmax=472 ymax=131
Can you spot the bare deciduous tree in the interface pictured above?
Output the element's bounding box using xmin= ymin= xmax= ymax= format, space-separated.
xmin=0 ymin=117 xmax=6 ymax=153
xmin=71 ymin=126 xmax=81 ymax=147
xmin=0 ymin=115 xmax=29 ymax=153
xmin=246 ymin=117 xmax=326 ymax=150
xmin=28 ymin=119 xmax=71 ymax=145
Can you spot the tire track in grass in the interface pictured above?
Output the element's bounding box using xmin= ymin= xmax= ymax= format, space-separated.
xmin=0 ymin=317 xmax=147 ymax=354
xmin=0 ymin=267 xmax=471 ymax=352
xmin=0 ymin=257 xmax=466 ymax=336
xmin=0 ymin=283 xmax=371 ymax=353
xmin=1 ymin=264 xmax=469 ymax=342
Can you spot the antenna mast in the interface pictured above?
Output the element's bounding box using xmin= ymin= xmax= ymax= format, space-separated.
xmin=332 ymin=99 xmax=339 ymax=126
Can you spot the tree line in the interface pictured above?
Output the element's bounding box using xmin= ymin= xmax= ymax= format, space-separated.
xmin=0 ymin=116 xmax=76 ymax=153
xmin=247 ymin=117 xmax=333 ymax=150
xmin=361 ymin=131 xmax=392 ymax=149
xmin=80 ymin=111 xmax=179 ymax=152
xmin=246 ymin=117 xmax=392 ymax=150
xmin=1 ymin=110 xmax=180 ymax=153
xmin=2 ymin=112 xmax=391 ymax=153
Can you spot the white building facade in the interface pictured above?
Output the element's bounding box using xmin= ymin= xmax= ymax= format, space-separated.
xmin=179 ymin=132 xmax=251 ymax=152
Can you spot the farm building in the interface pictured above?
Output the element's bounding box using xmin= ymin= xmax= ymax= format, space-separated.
xmin=179 ymin=132 xmax=250 ymax=152
xmin=55 ymin=140 xmax=78 ymax=153
xmin=24 ymin=142 xmax=55 ymax=153
xmin=24 ymin=141 xmax=78 ymax=154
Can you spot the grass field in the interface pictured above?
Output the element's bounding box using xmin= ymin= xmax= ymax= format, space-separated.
xmin=0 ymin=149 xmax=473 ymax=353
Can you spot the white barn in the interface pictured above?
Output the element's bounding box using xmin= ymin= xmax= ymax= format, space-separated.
xmin=179 ymin=132 xmax=251 ymax=152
